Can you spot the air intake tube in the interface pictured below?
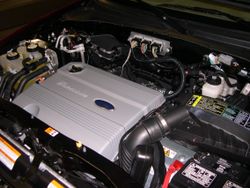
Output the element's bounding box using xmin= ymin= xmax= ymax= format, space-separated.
xmin=119 ymin=107 xmax=189 ymax=185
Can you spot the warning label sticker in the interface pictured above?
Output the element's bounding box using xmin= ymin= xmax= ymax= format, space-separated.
xmin=187 ymin=95 xmax=250 ymax=131
xmin=187 ymin=95 xmax=226 ymax=115
xmin=222 ymin=180 xmax=242 ymax=188
xmin=0 ymin=136 xmax=21 ymax=170
xmin=47 ymin=180 xmax=64 ymax=188
xmin=232 ymin=111 xmax=250 ymax=130
xmin=45 ymin=127 xmax=59 ymax=137
xmin=221 ymin=106 xmax=250 ymax=131
xmin=163 ymin=146 xmax=177 ymax=159
xmin=182 ymin=162 xmax=216 ymax=187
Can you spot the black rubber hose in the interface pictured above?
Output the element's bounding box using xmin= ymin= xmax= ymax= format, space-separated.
xmin=119 ymin=107 xmax=189 ymax=174
xmin=215 ymin=71 xmax=237 ymax=87
xmin=21 ymin=57 xmax=32 ymax=68
xmin=23 ymin=57 xmax=47 ymax=71
xmin=160 ymin=58 xmax=186 ymax=99
xmin=0 ymin=72 xmax=13 ymax=96
xmin=3 ymin=69 xmax=28 ymax=100
xmin=130 ymin=145 xmax=154 ymax=185
xmin=14 ymin=66 xmax=49 ymax=97
xmin=2 ymin=57 xmax=48 ymax=100
xmin=149 ymin=142 xmax=165 ymax=188
xmin=129 ymin=142 xmax=165 ymax=188
xmin=119 ymin=117 xmax=164 ymax=173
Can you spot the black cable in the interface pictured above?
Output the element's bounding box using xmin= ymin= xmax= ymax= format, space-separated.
xmin=130 ymin=67 xmax=173 ymax=92
xmin=131 ymin=51 xmax=186 ymax=99
xmin=149 ymin=142 xmax=165 ymax=188
xmin=67 ymin=172 xmax=107 ymax=188
xmin=162 ymin=58 xmax=185 ymax=99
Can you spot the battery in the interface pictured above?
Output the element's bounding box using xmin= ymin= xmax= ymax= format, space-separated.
xmin=169 ymin=153 xmax=250 ymax=188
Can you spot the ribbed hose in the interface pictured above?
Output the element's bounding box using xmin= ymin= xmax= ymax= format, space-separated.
xmin=14 ymin=66 xmax=49 ymax=97
xmin=23 ymin=57 xmax=47 ymax=71
xmin=3 ymin=69 xmax=28 ymax=100
xmin=2 ymin=57 xmax=48 ymax=100
xmin=215 ymin=70 xmax=237 ymax=87
xmin=119 ymin=107 xmax=189 ymax=174
xmin=0 ymin=72 xmax=13 ymax=96
xmin=119 ymin=117 xmax=163 ymax=173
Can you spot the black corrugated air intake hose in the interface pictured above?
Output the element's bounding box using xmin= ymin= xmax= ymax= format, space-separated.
xmin=119 ymin=107 xmax=190 ymax=187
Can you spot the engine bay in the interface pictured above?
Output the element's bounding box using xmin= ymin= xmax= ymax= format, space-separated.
xmin=0 ymin=5 xmax=250 ymax=188
xmin=13 ymin=62 xmax=165 ymax=160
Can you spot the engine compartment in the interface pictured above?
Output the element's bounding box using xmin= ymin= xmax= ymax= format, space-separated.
xmin=0 ymin=6 xmax=250 ymax=188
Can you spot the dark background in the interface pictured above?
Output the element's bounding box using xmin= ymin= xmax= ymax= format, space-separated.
xmin=0 ymin=0 xmax=79 ymax=40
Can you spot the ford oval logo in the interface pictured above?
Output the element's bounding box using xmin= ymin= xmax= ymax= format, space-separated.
xmin=95 ymin=99 xmax=115 ymax=111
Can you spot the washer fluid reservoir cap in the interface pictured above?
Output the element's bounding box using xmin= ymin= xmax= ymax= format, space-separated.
xmin=27 ymin=43 xmax=39 ymax=52
xmin=6 ymin=51 xmax=20 ymax=60
xmin=207 ymin=75 xmax=221 ymax=85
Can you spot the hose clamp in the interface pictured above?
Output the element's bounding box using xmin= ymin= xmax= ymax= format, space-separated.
xmin=155 ymin=112 xmax=168 ymax=132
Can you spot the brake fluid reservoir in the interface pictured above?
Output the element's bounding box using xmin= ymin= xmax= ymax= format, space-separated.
xmin=0 ymin=51 xmax=24 ymax=73
xmin=202 ymin=75 xmax=224 ymax=98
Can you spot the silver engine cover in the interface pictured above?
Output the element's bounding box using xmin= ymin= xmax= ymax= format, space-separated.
xmin=14 ymin=62 xmax=165 ymax=160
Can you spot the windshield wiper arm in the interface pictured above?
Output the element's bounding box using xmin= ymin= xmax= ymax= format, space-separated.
xmin=132 ymin=0 xmax=187 ymax=34
xmin=158 ymin=4 xmax=247 ymax=24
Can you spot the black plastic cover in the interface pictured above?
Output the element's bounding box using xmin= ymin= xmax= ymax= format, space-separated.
xmin=169 ymin=95 xmax=250 ymax=164
xmin=169 ymin=153 xmax=250 ymax=188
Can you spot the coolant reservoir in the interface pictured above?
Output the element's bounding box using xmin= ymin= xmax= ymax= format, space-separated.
xmin=202 ymin=75 xmax=237 ymax=98
xmin=0 ymin=51 xmax=24 ymax=73
xmin=202 ymin=75 xmax=224 ymax=98
xmin=17 ymin=40 xmax=45 ymax=61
